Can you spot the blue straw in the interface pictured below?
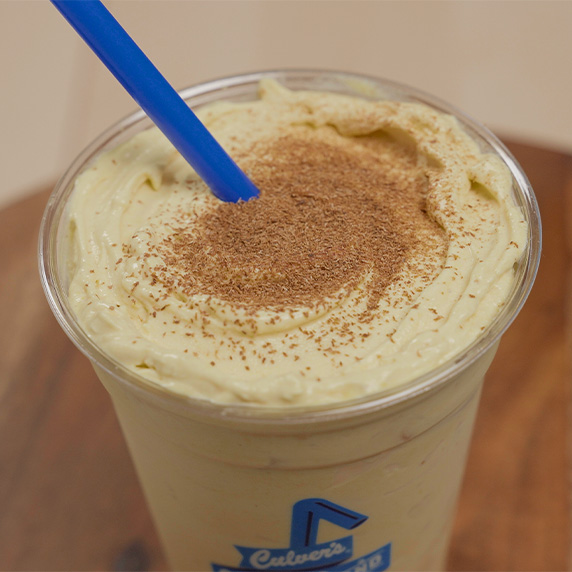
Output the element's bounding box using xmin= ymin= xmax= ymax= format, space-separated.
xmin=51 ymin=0 xmax=259 ymax=203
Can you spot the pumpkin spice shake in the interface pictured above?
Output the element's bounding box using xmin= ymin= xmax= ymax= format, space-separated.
xmin=41 ymin=71 xmax=540 ymax=571
xmin=66 ymin=79 xmax=526 ymax=406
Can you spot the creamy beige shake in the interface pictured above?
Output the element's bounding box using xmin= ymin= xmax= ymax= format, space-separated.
xmin=66 ymin=79 xmax=526 ymax=406
xmin=43 ymin=72 xmax=538 ymax=572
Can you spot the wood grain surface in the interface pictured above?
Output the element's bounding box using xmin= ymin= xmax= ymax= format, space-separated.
xmin=0 ymin=139 xmax=570 ymax=571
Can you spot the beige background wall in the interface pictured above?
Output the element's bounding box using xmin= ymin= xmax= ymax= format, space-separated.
xmin=2 ymin=0 xmax=571 ymax=209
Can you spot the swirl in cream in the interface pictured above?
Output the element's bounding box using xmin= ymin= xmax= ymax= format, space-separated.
xmin=67 ymin=80 xmax=527 ymax=406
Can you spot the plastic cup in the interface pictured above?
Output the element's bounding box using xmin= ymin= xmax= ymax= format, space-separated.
xmin=39 ymin=70 xmax=541 ymax=572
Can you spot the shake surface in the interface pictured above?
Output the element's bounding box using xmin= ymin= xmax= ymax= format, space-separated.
xmin=66 ymin=80 xmax=527 ymax=406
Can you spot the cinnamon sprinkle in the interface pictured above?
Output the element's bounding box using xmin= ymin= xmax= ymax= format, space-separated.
xmin=151 ymin=130 xmax=447 ymax=319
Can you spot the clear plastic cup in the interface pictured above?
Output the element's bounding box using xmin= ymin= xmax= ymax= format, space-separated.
xmin=39 ymin=70 xmax=541 ymax=572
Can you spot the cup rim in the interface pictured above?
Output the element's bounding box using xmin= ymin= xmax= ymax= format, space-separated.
xmin=38 ymin=68 xmax=542 ymax=425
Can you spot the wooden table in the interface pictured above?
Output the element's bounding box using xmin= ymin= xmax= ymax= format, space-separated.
xmin=0 ymin=139 xmax=570 ymax=571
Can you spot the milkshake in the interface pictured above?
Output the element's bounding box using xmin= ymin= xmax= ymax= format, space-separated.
xmin=40 ymin=71 xmax=541 ymax=571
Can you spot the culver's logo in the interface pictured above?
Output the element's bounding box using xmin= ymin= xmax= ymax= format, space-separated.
xmin=212 ymin=498 xmax=391 ymax=572
xmin=239 ymin=538 xmax=351 ymax=570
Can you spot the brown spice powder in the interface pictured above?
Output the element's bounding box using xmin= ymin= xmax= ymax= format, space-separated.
xmin=154 ymin=130 xmax=446 ymax=317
